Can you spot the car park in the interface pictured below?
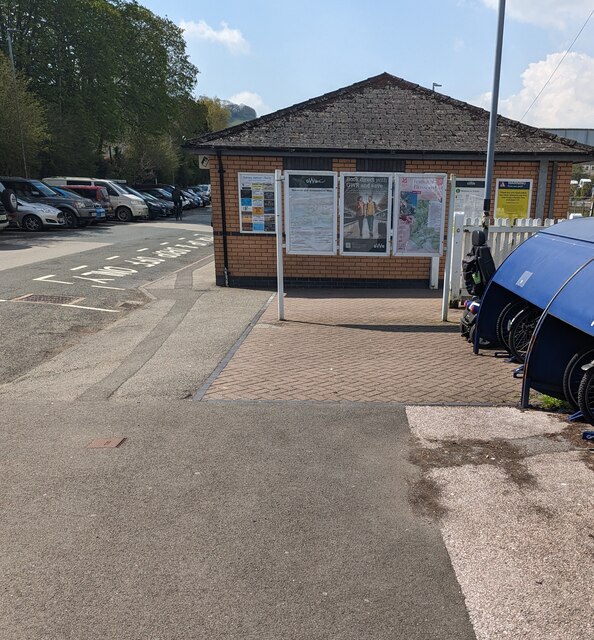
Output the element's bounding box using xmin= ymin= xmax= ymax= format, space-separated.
xmin=0 ymin=177 xmax=95 ymax=228
xmin=44 ymin=177 xmax=148 ymax=222
xmin=187 ymin=187 xmax=210 ymax=205
xmin=189 ymin=184 xmax=211 ymax=205
xmin=12 ymin=198 xmax=65 ymax=231
xmin=132 ymin=186 xmax=190 ymax=209
xmin=119 ymin=185 xmax=169 ymax=220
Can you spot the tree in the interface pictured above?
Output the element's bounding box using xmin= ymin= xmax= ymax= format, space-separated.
xmin=199 ymin=96 xmax=230 ymax=132
xmin=0 ymin=53 xmax=47 ymax=175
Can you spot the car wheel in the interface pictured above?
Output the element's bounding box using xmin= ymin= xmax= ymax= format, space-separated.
xmin=116 ymin=206 xmax=132 ymax=222
xmin=62 ymin=210 xmax=77 ymax=228
xmin=22 ymin=214 xmax=43 ymax=232
xmin=1 ymin=188 xmax=18 ymax=213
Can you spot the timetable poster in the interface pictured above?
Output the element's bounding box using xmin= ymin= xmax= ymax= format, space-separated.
xmin=238 ymin=173 xmax=275 ymax=233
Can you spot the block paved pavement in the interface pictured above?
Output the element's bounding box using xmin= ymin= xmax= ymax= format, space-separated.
xmin=204 ymin=289 xmax=521 ymax=405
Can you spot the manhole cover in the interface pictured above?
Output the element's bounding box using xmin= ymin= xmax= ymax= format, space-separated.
xmin=13 ymin=294 xmax=84 ymax=305
xmin=87 ymin=437 xmax=126 ymax=448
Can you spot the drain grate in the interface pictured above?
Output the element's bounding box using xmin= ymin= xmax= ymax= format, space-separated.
xmin=13 ymin=294 xmax=84 ymax=305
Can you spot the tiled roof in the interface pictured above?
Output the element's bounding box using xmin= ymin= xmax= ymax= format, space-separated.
xmin=186 ymin=73 xmax=594 ymax=157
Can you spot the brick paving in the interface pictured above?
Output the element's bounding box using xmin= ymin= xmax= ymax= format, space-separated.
xmin=203 ymin=290 xmax=521 ymax=405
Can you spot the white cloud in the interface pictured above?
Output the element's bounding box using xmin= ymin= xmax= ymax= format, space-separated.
xmin=475 ymin=52 xmax=594 ymax=127
xmin=229 ymin=91 xmax=272 ymax=116
xmin=481 ymin=0 xmax=593 ymax=30
xmin=179 ymin=20 xmax=250 ymax=54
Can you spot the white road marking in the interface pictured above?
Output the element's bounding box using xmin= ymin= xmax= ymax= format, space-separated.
xmin=0 ymin=299 xmax=7 ymax=302
xmin=160 ymin=242 xmax=169 ymax=245
xmin=34 ymin=275 xmax=74 ymax=285
xmin=61 ymin=303 xmax=120 ymax=313
xmin=178 ymin=237 xmax=186 ymax=240
xmin=92 ymin=285 xmax=127 ymax=291
xmin=137 ymin=248 xmax=149 ymax=252
xmin=105 ymin=255 xmax=120 ymax=261
xmin=70 ymin=265 xmax=88 ymax=271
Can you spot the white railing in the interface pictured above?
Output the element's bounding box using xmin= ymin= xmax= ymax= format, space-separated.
xmin=445 ymin=213 xmax=559 ymax=311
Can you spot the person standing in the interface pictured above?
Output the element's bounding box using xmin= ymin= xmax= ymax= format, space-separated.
xmin=172 ymin=187 xmax=183 ymax=220
xmin=366 ymin=195 xmax=377 ymax=237
xmin=356 ymin=195 xmax=365 ymax=237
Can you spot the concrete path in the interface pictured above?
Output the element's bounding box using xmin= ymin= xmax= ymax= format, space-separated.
xmin=2 ymin=261 xmax=593 ymax=639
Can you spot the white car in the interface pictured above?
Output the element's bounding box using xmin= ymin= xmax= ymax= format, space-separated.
xmin=12 ymin=199 xmax=65 ymax=232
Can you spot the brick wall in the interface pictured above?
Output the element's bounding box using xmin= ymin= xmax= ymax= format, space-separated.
xmin=210 ymin=154 xmax=573 ymax=287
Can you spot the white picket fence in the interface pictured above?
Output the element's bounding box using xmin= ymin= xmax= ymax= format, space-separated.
xmin=445 ymin=213 xmax=559 ymax=311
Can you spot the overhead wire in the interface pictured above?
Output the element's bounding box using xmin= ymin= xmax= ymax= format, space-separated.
xmin=520 ymin=8 xmax=594 ymax=123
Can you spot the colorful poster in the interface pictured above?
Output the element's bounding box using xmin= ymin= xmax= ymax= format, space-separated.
xmin=393 ymin=173 xmax=447 ymax=256
xmin=238 ymin=173 xmax=275 ymax=233
xmin=285 ymin=172 xmax=337 ymax=255
xmin=454 ymin=178 xmax=485 ymax=217
xmin=339 ymin=173 xmax=392 ymax=256
xmin=495 ymin=179 xmax=532 ymax=219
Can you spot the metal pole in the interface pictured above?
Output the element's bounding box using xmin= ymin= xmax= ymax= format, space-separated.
xmin=6 ymin=28 xmax=28 ymax=178
xmin=441 ymin=174 xmax=457 ymax=321
xmin=482 ymin=0 xmax=506 ymax=233
xmin=275 ymin=169 xmax=285 ymax=320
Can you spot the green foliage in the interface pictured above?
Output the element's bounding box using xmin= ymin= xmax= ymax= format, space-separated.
xmin=199 ymin=96 xmax=231 ymax=132
xmin=0 ymin=52 xmax=47 ymax=175
xmin=0 ymin=0 xmax=199 ymax=177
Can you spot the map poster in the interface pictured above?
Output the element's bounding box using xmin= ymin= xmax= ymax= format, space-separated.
xmin=238 ymin=172 xmax=275 ymax=233
xmin=454 ymin=178 xmax=485 ymax=217
xmin=494 ymin=179 xmax=532 ymax=219
xmin=285 ymin=171 xmax=337 ymax=255
xmin=339 ymin=173 xmax=392 ymax=256
xmin=393 ymin=173 xmax=447 ymax=257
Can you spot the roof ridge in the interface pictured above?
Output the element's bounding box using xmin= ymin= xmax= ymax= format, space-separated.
xmin=194 ymin=73 xmax=398 ymax=144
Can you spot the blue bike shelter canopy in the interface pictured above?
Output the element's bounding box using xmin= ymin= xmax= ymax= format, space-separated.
xmin=476 ymin=218 xmax=594 ymax=345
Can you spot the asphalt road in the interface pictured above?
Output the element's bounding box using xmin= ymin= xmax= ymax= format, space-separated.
xmin=0 ymin=209 xmax=214 ymax=382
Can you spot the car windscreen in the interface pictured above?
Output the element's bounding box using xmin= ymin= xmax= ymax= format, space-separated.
xmin=56 ymin=187 xmax=83 ymax=200
xmin=96 ymin=181 xmax=127 ymax=196
xmin=31 ymin=181 xmax=60 ymax=197
xmin=153 ymin=189 xmax=173 ymax=200
xmin=121 ymin=185 xmax=147 ymax=200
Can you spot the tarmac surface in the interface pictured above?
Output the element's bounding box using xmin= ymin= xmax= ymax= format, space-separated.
xmin=1 ymin=254 xmax=594 ymax=639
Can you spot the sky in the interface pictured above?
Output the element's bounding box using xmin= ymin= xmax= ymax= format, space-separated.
xmin=142 ymin=0 xmax=594 ymax=128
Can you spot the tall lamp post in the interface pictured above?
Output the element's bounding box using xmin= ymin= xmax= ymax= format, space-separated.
xmin=482 ymin=0 xmax=506 ymax=234
xmin=5 ymin=27 xmax=28 ymax=178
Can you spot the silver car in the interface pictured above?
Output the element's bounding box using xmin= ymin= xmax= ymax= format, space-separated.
xmin=12 ymin=198 xmax=65 ymax=232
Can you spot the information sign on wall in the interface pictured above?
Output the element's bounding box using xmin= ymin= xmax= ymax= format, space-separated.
xmin=494 ymin=179 xmax=533 ymax=219
xmin=238 ymin=173 xmax=276 ymax=233
xmin=454 ymin=178 xmax=485 ymax=216
xmin=285 ymin=171 xmax=337 ymax=255
xmin=393 ymin=173 xmax=447 ymax=256
xmin=339 ymin=173 xmax=392 ymax=256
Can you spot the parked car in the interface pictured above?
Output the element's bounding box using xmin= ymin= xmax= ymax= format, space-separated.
xmin=181 ymin=189 xmax=204 ymax=209
xmin=133 ymin=183 xmax=200 ymax=209
xmin=119 ymin=185 xmax=169 ymax=220
xmin=0 ymin=177 xmax=95 ymax=228
xmin=132 ymin=186 xmax=190 ymax=210
xmin=187 ymin=187 xmax=210 ymax=205
xmin=52 ymin=187 xmax=105 ymax=223
xmin=189 ymin=184 xmax=211 ymax=204
xmin=0 ymin=182 xmax=18 ymax=233
xmin=44 ymin=177 xmax=148 ymax=222
xmin=57 ymin=185 xmax=112 ymax=218
xmin=12 ymin=198 xmax=65 ymax=231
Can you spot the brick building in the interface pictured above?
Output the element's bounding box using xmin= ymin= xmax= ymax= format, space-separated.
xmin=187 ymin=73 xmax=594 ymax=288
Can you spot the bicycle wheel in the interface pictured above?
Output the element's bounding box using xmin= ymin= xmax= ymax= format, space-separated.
xmin=563 ymin=348 xmax=594 ymax=410
xmin=496 ymin=301 xmax=526 ymax=351
xmin=508 ymin=306 xmax=541 ymax=364
xmin=577 ymin=366 xmax=594 ymax=426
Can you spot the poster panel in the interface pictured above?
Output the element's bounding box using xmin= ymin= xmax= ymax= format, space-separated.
xmin=285 ymin=171 xmax=337 ymax=255
xmin=494 ymin=179 xmax=532 ymax=219
xmin=393 ymin=173 xmax=447 ymax=257
xmin=238 ymin=172 xmax=276 ymax=233
xmin=339 ymin=173 xmax=392 ymax=256
xmin=454 ymin=178 xmax=485 ymax=216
